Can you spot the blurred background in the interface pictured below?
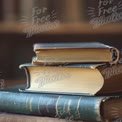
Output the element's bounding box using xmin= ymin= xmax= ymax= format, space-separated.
xmin=0 ymin=0 xmax=122 ymax=88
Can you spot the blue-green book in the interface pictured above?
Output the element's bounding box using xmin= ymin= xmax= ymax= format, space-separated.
xmin=0 ymin=91 xmax=121 ymax=121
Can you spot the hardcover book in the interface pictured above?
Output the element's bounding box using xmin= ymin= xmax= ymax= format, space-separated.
xmin=32 ymin=42 xmax=120 ymax=65
xmin=0 ymin=91 xmax=121 ymax=122
xmin=19 ymin=63 xmax=122 ymax=95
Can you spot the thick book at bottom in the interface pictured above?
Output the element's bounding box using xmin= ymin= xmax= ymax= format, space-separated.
xmin=0 ymin=91 xmax=121 ymax=122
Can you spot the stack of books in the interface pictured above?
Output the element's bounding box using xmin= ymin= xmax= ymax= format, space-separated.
xmin=0 ymin=42 xmax=122 ymax=122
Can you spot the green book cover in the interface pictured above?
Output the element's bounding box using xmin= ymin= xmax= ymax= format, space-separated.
xmin=0 ymin=91 xmax=121 ymax=121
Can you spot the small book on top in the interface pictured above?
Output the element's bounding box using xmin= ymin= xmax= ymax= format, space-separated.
xmin=32 ymin=42 xmax=120 ymax=65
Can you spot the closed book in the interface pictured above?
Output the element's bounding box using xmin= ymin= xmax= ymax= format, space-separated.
xmin=32 ymin=42 xmax=119 ymax=65
xmin=19 ymin=63 xmax=122 ymax=95
xmin=0 ymin=91 xmax=121 ymax=121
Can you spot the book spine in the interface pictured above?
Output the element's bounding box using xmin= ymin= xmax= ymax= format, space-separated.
xmin=0 ymin=91 xmax=104 ymax=121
